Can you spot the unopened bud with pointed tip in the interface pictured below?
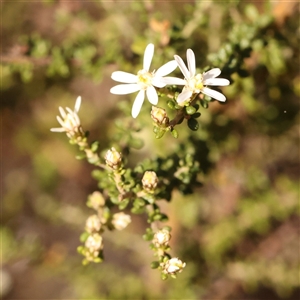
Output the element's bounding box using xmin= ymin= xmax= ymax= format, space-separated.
xmin=105 ymin=147 xmax=122 ymax=170
xmin=142 ymin=171 xmax=158 ymax=191
xmin=151 ymin=106 xmax=169 ymax=126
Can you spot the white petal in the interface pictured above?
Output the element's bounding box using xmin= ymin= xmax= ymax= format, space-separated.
xmin=111 ymin=71 xmax=137 ymax=83
xmin=132 ymin=90 xmax=145 ymax=118
xmin=204 ymin=78 xmax=230 ymax=86
xmin=73 ymin=113 xmax=80 ymax=126
xmin=58 ymin=107 xmax=66 ymax=118
xmin=65 ymin=107 xmax=73 ymax=114
xmin=143 ymin=43 xmax=154 ymax=71
xmin=110 ymin=84 xmax=140 ymax=95
xmin=177 ymin=90 xmax=193 ymax=104
xmin=146 ymin=85 xmax=158 ymax=105
xmin=152 ymin=77 xmax=166 ymax=88
xmin=74 ymin=96 xmax=81 ymax=112
xmin=56 ymin=115 xmax=65 ymax=127
xmin=174 ymin=55 xmax=190 ymax=79
xmin=187 ymin=49 xmax=196 ymax=77
xmin=203 ymin=68 xmax=221 ymax=80
xmin=50 ymin=127 xmax=66 ymax=132
xmin=160 ymin=77 xmax=186 ymax=85
xmin=202 ymin=87 xmax=226 ymax=102
xmin=155 ymin=60 xmax=178 ymax=77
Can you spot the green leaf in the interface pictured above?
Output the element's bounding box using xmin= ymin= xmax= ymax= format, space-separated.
xmin=161 ymin=273 xmax=168 ymax=280
xmin=186 ymin=105 xmax=196 ymax=115
xmin=143 ymin=232 xmax=154 ymax=241
xmin=187 ymin=118 xmax=199 ymax=131
xmin=167 ymin=100 xmax=176 ymax=110
xmin=155 ymin=128 xmax=166 ymax=139
xmin=76 ymin=153 xmax=86 ymax=160
xmin=200 ymin=100 xmax=209 ymax=109
xmin=170 ymin=129 xmax=178 ymax=138
xmin=151 ymin=261 xmax=160 ymax=269
xmin=91 ymin=141 xmax=99 ymax=152
xmin=129 ymin=137 xmax=144 ymax=149
xmin=79 ymin=232 xmax=89 ymax=243
xmin=133 ymin=198 xmax=146 ymax=208
xmin=159 ymin=213 xmax=169 ymax=222
xmin=131 ymin=207 xmax=145 ymax=214
xmin=118 ymin=199 xmax=129 ymax=210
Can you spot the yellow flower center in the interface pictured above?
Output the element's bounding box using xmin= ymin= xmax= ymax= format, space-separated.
xmin=137 ymin=69 xmax=153 ymax=89
xmin=187 ymin=73 xmax=204 ymax=92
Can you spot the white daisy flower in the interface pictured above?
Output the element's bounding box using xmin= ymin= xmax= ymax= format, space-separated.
xmin=50 ymin=96 xmax=82 ymax=138
xmin=163 ymin=49 xmax=230 ymax=105
xmin=110 ymin=43 xmax=178 ymax=118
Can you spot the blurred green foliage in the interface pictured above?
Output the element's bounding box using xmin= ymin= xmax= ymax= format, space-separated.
xmin=1 ymin=0 xmax=299 ymax=299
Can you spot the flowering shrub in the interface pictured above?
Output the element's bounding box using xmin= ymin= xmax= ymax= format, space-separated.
xmin=50 ymin=40 xmax=233 ymax=278
xmin=2 ymin=0 xmax=299 ymax=298
xmin=50 ymin=36 xmax=240 ymax=277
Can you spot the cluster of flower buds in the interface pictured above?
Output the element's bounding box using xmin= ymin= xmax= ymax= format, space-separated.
xmin=150 ymin=228 xmax=186 ymax=279
xmin=83 ymin=233 xmax=104 ymax=262
xmin=79 ymin=188 xmax=132 ymax=264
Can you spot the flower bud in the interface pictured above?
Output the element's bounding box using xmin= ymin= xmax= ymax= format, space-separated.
xmin=105 ymin=147 xmax=122 ymax=170
xmin=153 ymin=229 xmax=171 ymax=247
xmin=142 ymin=171 xmax=158 ymax=191
xmin=111 ymin=212 xmax=131 ymax=230
xmin=85 ymin=233 xmax=103 ymax=253
xmin=85 ymin=215 xmax=102 ymax=233
xmin=162 ymin=257 xmax=186 ymax=275
xmin=151 ymin=106 xmax=169 ymax=126
xmin=87 ymin=191 xmax=105 ymax=211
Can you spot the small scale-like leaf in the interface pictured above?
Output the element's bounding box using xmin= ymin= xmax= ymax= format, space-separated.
xmin=161 ymin=273 xmax=168 ymax=280
xmin=155 ymin=128 xmax=166 ymax=139
xmin=143 ymin=232 xmax=154 ymax=241
xmin=76 ymin=153 xmax=86 ymax=160
xmin=91 ymin=141 xmax=99 ymax=152
xmin=200 ymin=100 xmax=209 ymax=109
xmin=192 ymin=112 xmax=201 ymax=118
xmin=118 ymin=199 xmax=129 ymax=210
xmin=151 ymin=261 xmax=160 ymax=269
xmin=186 ymin=105 xmax=196 ymax=115
xmin=167 ymin=100 xmax=176 ymax=110
xmin=188 ymin=118 xmax=199 ymax=131
xmin=79 ymin=232 xmax=89 ymax=243
xmin=129 ymin=137 xmax=144 ymax=149
xmin=170 ymin=129 xmax=178 ymax=138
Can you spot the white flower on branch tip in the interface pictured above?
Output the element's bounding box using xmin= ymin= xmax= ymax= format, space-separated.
xmin=162 ymin=49 xmax=230 ymax=105
xmin=110 ymin=43 xmax=178 ymax=118
xmin=50 ymin=96 xmax=83 ymax=138
xmin=162 ymin=257 xmax=186 ymax=275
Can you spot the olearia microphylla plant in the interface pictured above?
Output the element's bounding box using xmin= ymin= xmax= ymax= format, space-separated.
xmin=51 ymin=43 xmax=231 ymax=280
